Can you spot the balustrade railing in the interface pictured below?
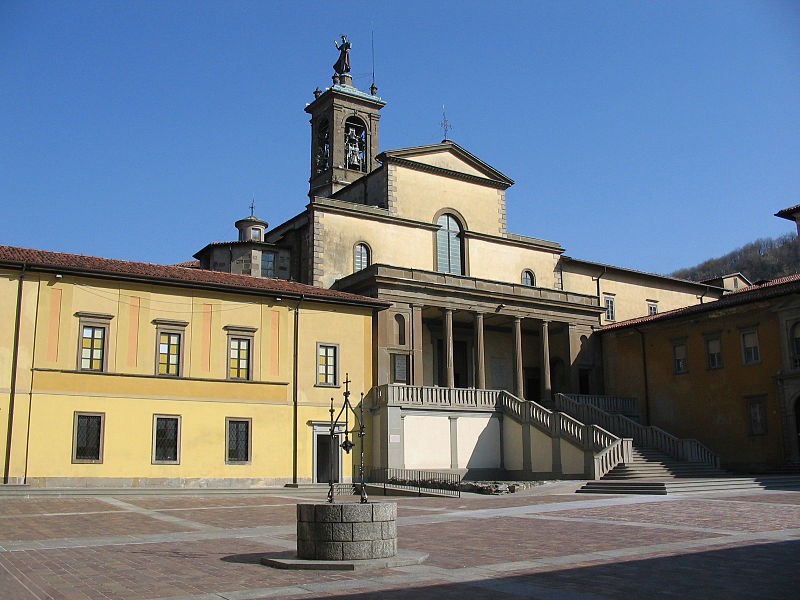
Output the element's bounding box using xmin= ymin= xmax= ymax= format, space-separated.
xmin=564 ymin=394 xmax=639 ymax=418
xmin=554 ymin=393 xmax=719 ymax=468
xmin=368 ymin=386 xmax=636 ymax=479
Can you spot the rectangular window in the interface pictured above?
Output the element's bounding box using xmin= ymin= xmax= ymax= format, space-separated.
xmin=673 ymin=341 xmax=688 ymax=374
xmin=706 ymin=337 xmax=723 ymax=370
xmin=229 ymin=337 xmax=251 ymax=380
xmin=391 ymin=353 xmax=409 ymax=384
xmin=251 ymin=228 xmax=261 ymax=241
xmin=261 ymin=252 xmax=276 ymax=278
xmin=80 ymin=326 xmax=106 ymax=371
xmin=72 ymin=412 xmax=104 ymax=463
xmin=153 ymin=415 xmax=180 ymax=464
xmin=647 ymin=301 xmax=658 ymax=316
xmin=226 ymin=418 xmax=251 ymax=463
xmin=158 ymin=332 xmax=181 ymax=375
xmin=604 ymin=295 xmax=615 ymax=321
xmin=317 ymin=343 xmax=339 ymax=386
xmin=747 ymin=397 xmax=767 ymax=435
xmin=76 ymin=312 xmax=113 ymax=372
xmin=741 ymin=329 xmax=760 ymax=364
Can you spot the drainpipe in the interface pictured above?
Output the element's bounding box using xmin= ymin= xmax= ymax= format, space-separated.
xmin=4 ymin=264 xmax=26 ymax=484
xmin=634 ymin=326 xmax=651 ymax=425
xmin=291 ymin=294 xmax=304 ymax=484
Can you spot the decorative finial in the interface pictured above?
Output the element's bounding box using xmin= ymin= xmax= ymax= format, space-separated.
xmin=314 ymin=87 xmax=322 ymax=99
xmin=370 ymin=82 xmax=378 ymax=96
xmin=249 ymin=198 xmax=255 ymax=217
xmin=441 ymin=105 xmax=453 ymax=142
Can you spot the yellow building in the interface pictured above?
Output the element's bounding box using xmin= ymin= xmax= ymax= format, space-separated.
xmin=0 ymin=246 xmax=387 ymax=487
xmin=601 ymin=274 xmax=800 ymax=471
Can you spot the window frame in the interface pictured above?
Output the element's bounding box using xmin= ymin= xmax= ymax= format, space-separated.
xmin=76 ymin=312 xmax=113 ymax=372
xmin=152 ymin=414 xmax=181 ymax=465
xmin=153 ymin=319 xmax=188 ymax=377
xmin=434 ymin=212 xmax=465 ymax=276
xmin=353 ymin=242 xmax=371 ymax=272
xmin=224 ymin=325 xmax=257 ymax=381
xmin=521 ymin=270 xmax=535 ymax=287
xmin=225 ymin=417 xmax=252 ymax=464
xmin=261 ymin=251 xmax=276 ymax=278
xmin=740 ymin=327 xmax=761 ymax=365
xmin=316 ymin=342 xmax=340 ymax=387
xmin=705 ymin=333 xmax=723 ymax=370
xmin=72 ymin=411 xmax=105 ymax=464
xmin=647 ymin=301 xmax=658 ymax=316
xmin=672 ymin=339 xmax=688 ymax=374
xmin=603 ymin=294 xmax=616 ymax=322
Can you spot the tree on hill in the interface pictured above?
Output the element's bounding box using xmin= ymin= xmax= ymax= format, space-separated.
xmin=671 ymin=233 xmax=799 ymax=283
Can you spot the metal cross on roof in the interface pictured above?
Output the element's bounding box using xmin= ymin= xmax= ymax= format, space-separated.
xmin=249 ymin=198 xmax=255 ymax=217
xmin=440 ymin=105 xmax=453 ymax=141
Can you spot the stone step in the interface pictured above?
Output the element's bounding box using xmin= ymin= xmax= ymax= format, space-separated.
xmin=578 ymin=476 xmax=800 ymax=495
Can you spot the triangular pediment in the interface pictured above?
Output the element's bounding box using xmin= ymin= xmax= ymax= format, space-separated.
xmin=378 ymin=141 xmax=514 ymax=187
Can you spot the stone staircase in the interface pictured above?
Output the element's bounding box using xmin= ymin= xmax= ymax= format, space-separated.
xmin=578 ymin=475 xmax=800 ymax=495
xmin=577 ymin=447 xmax=800 ymax=494
xmin=601 ymin=446 xmax=729 ymax=480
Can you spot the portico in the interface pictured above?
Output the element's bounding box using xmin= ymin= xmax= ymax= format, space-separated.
xmin=334 ymin=264 xmax=604 ymax=402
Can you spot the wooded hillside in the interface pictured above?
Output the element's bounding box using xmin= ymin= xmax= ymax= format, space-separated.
xmin=671 ymin=233 xmax=799 ymax=283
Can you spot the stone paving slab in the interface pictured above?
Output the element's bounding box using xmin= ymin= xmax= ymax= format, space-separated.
xmin=0 ymin=488 xmax=798 ymax=599
xmin=0 ymin=511 xmax=191 ymax=543
xmin=548 ymin=497 xmax=800 ymax=532
xmin=117 ymin=495 xmax=303 ymax=510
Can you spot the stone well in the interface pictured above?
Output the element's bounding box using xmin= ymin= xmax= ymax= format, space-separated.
xmin=296 ymin=502 xmax=397 ymax=561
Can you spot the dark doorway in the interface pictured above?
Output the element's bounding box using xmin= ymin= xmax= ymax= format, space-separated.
xmin=524 ymin=367 xmax=540 ymax=401
xmin=435 ymin=339 xmax=470 ymax=387
xmin=579 ymin=368 xmax=591 ymax=394
xmin=316 ymin=433 xmax=339 ymax=483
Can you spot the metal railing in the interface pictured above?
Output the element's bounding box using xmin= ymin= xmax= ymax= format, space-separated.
xmin=554 ymin=393 xmax=720 ymax=468
xmin=365 ymin=467 xmax=462 ymax=498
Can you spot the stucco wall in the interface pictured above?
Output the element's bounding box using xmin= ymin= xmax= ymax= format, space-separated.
xmin=1 ymin=269 xmax=376 ymax=486
xmin=456 ymin=415 xmax=501 ymax=469
xmin=403 ymin=414 xmax=451 ymax=469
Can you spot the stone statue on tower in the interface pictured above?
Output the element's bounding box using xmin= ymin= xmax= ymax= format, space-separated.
xmin=333 ymin=35 xmax=351 ymax=74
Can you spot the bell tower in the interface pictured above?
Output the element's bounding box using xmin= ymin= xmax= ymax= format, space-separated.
xmin=306 ymin=35 xmax=386 ymax=198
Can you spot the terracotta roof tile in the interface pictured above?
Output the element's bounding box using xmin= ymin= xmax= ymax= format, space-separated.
xmin=601 ymin=273 xmax=800 ymax=332
xmin=0 ymin=245 xmax=388 ymax=309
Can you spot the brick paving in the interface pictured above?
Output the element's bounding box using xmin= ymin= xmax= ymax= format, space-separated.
xmin=0 ymin=485 xmax=798 ymax=599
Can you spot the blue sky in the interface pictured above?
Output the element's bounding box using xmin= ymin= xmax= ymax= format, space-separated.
xmin=2 ymin=1 xmax=799 ymax=275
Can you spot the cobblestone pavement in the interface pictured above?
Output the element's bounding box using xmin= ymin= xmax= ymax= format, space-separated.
xmin=1 ymin=485 xmax=798 ymax=599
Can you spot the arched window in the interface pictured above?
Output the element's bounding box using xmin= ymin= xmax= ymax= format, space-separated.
xmin=394 ymin=314 xmax=406 ymax=346
xmin=354 ymin=243 xmax=370 ymax=272
xmin=521 ymin=270 xmax=535 ymax=287
xmin=436 ymin=213 xmax=463 ymax=275
xmin=344 ymin=117 xmax=367 ymax=172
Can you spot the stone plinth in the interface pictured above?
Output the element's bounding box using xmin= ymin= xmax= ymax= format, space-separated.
xmin=296 ymin=502 xmax=397 ymax=561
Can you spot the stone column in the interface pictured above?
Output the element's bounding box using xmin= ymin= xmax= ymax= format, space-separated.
xmin=444 ymin=308 xmax=455 ymax=388
xmin=541 ymin=320 xmax=552 ymax=403
xmin=411 ymin=305 xmax=424 ymax=386
xmin=474 ymin=312 xmax=486 ymax=389
xmin=567 ymin=323 xmax=580 ymax=392
xmin=513 ymin=316 xmax=524 ymax=398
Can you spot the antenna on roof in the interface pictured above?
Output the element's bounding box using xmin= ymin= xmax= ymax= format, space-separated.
xmin=440 ymin=105 xmax=453 ymax=142
xmin=370 ymin=29 xmax=378 ymax=96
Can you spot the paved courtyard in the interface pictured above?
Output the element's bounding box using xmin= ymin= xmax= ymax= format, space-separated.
xmin=1 ymin=483 xmax=799 ymax=599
